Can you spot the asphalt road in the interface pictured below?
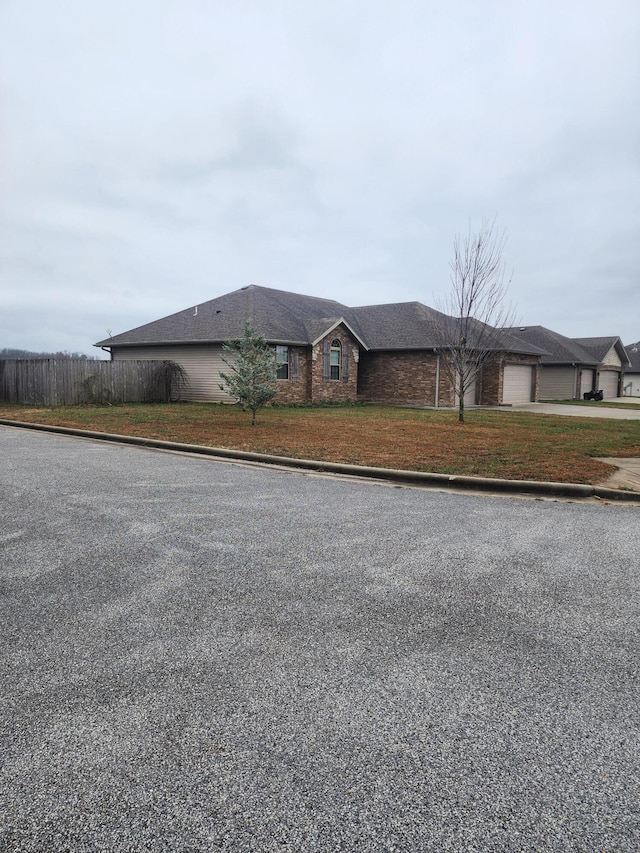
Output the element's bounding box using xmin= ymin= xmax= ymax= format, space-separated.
xmin=1 ymin=426 xmax=638 ymax=852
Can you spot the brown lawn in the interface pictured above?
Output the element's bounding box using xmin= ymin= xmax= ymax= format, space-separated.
xmin=1 ymin=402 xmax=640 ymax=485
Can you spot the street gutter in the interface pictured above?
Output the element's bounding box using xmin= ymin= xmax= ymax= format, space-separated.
xmin=1 ymin=418 xmax=638 ymax=504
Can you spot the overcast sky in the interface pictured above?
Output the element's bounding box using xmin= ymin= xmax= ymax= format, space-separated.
xmin=1 ymin=0 xmax=639 ymax=356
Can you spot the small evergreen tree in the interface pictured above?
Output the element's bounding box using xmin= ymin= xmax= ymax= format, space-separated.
xmin=219 ymin=321 xmax=277 ymax=425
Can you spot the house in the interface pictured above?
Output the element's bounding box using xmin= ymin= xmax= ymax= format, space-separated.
xmin=571 ymin=337 xmax=629 ymax=399
xmin=623 ymin=343 xmax=640 ymax=397
xmin=95 ymin=285 xmax=543 ymax=407
xmin=506 ymin=328 xmax=629 ymax=400
xmin=504 ymin=326 xmax=599 ymax=400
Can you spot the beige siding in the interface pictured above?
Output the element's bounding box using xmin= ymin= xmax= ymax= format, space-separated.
xmin=113 ymin=345 xmax=234 ymax=402
xmin=539 ymin=366 xmax=577 ymax=399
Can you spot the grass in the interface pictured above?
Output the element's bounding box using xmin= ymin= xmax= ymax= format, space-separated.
xmin=2 ymin=402 xmax=640 ymax=486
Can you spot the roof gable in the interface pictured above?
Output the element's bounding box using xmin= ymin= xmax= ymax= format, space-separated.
xmin=304 ymin=318 xmax=369 ymax=349
xmin=572 ymin=336 xmax=629 ymax=366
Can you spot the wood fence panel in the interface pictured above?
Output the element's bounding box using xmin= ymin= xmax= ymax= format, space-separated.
xmin=0 ymin=359 xmax=175 ymax=405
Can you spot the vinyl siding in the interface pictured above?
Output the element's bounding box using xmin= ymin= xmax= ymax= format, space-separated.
xmin=113 ymin=345 xmax=234 ymax=402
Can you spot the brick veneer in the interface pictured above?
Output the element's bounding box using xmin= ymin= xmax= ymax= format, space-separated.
xmin=359 ymin=351 xmax=540 ymax=406
xmin=273 ymin=346 xmax=310 ymax=404
xmin=310 ymin=330 xmax=359 ymax=403
xmin=275 ymin=343 xmax=540 ymax=406
xmin=273 ymin=330 xmax=359 ymax=404
xmin=357 ymin=351 xmax=440 ymax=405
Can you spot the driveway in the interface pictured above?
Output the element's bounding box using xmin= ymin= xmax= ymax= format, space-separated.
xmin=508 ymin=399 xmax=640 ymax=419
xmin=1 ymin=427 xmax=639 ymax=852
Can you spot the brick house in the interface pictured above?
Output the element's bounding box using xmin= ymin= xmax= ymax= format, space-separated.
xmin=95 ymin=285 xmax=543 ymax=406
xmin=505 ymin=327 xmax=629 ymax=400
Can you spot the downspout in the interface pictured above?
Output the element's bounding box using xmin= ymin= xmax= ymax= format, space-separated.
xmin=434 ymin=351 xmax=440 ymax=408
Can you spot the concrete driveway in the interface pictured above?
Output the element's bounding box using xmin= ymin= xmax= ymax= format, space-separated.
xmin=1 ymin=427 xmax=639 ymax=852
xmin=509 ymin=399 xmax=640 ymax=419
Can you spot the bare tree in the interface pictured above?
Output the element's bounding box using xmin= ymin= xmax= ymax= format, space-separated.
xmin=434 ymin=219 xmax=517 ymax=422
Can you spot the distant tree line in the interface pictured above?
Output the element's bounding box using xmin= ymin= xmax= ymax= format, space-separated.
xmin=0 ymin=348 xmax=99 ymax=360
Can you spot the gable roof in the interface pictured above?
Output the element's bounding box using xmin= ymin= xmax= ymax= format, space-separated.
xmin=504 ymin=326 xmax=597 ymax=365
xmin=625 ymin=342 xmax=640 ymax=372
xmin=571 ymin=336 xmax=629 ymax=366
xmin=95 ymin=284 xmax=543 ymax=355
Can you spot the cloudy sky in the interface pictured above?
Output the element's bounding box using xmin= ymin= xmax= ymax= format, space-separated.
xmin=1 ymin=0 xmax=639 ymax=356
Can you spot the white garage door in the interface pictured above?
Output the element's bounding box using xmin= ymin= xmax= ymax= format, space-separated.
xmin=503 ymin=365 xmax=534 ymax=404
xmin=598 ymin=371 xmax=620 ymax=399
xmin=580 ymin=369 xmax=595 ymax=396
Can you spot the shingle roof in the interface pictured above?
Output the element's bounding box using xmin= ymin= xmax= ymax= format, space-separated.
xmin=572 ymin=336 xmax=629 ymax=365
xmin=503 ymin=326 xmax=597 ymax=365
xmin=95 ymin=285 xmax=543 ymax=355
xmin=625 ymin=342 xmax=640 ymax=372
xmin=96 ymin=286 xmax=354 ymax=347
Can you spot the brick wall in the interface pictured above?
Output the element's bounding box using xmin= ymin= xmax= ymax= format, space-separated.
xmin=359 ymin=350 xmax=540 ymax=406
xmin=479 ymin=358 xmax=501 ymax=405
xmin=273 ymin=346 xmax=311 ymax=404
xmin=273 ymin=331 xmax=360 ymax=404
xmin=310 ymin=330 xmax=359 ymax=403
xmin=274 ymin=345 xmax=541 ymax=407
xmin=357 ymin=351 xmax=440 ymax=405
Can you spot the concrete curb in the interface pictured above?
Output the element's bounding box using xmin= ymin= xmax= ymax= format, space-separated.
xmin=1 ymin=418 xmax=639 ymax=504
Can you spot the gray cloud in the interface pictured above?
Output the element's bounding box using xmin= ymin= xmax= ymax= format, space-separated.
xmin=1 ymin=0 xmax=639 ymax=355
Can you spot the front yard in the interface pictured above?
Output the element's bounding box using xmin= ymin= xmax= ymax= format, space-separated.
xmin=2 ymin=402 xmax=640 ymax=485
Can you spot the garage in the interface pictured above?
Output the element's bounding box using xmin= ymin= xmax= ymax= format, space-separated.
xmin=580 ymin=368 xmax=595 ymax=396
xmin=598 ymin=371 xmax=620 ymax=399
xmin=539 ymin=366 xmax=576 ymax=400
xmin=502 ymin=364 xmax=535 ymax=404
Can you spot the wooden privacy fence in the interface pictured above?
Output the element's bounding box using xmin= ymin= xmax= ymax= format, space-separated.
xmin=0 ymin=359 xmax=183 ymax=405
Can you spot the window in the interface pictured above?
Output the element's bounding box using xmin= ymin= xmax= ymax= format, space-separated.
xmin=330 ymin=339 xmax=341 ymax=380
xmin=275 ymin=345 xmax=289 ymax=380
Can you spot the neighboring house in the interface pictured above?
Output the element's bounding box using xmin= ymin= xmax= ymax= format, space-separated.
xmin=95 ymin=285 xmax=543 ymax=407
xmin=623 ymin=343 xmax=640 ymax=397
xmin=504 ymin=326 xmax=599 ymax=400
xmin=507 ymin=327 xmax=629 ymax=400
xmin=571 ymin=337 xmax=629 ymax=399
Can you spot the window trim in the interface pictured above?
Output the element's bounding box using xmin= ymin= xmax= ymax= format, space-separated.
xmin=330 ymin=339 xmax=341 ymax=381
